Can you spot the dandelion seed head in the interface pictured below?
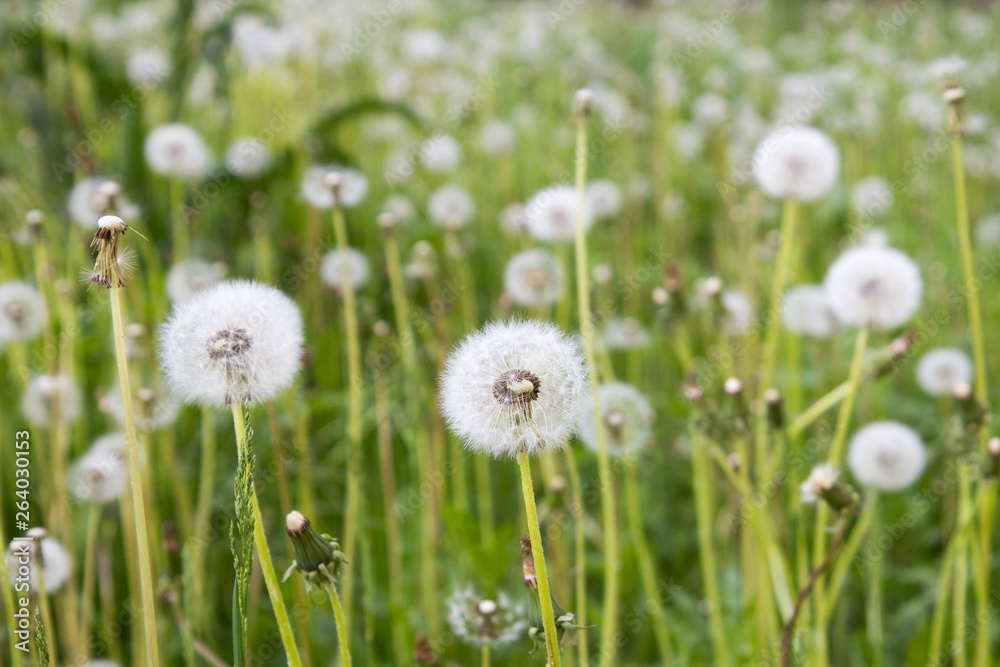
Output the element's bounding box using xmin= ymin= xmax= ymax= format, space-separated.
xmin=69 ymin=434 xmax=128 ymax=504
xmin=428 ymin=184 xmax=476 ymax=229
xmin=22 ymin=374 xmax=82 ymax=425
xmin=144 ymin=123 xmax=212 ymax=179
xmin=320 ymin=248 xmax=370 ymax=291
xmin=577 ymin=382 xmax=654 ymax=458
xmin=440 ymin=320 xmax=588 ymax=458
xmin=479 ymin=119 xmax=516 ymax=156
xmin=780 ymin=284 xmax=840 ymax=338
xmin=421 ymin=134 xmax=463 ymax=172
xmin=752 ymin=126 xmax=840 ymax=202
xmin=916 ymin=347 xmax=973 ymax=396
xmin=0 ymin=281 xmax=46 ymax=343
xmin=824 ymin=246 xmax=922 ymax=329
xmin=166 ymin=258 xmax=224 ymax=303
xmin=446 ymin=586 xmax=528 ymax=648
xmin=586 ymin=179 xmax=624 ymax=219
xmin=503 ymin=248 xmax=565 ymax=308
xmin=602 ymin=317 xmax=649 ymax=350
xmin=68 ymin=177 xmax=140 ymax=229
xmin=848 ymin=421 xmax=927 ymax=491
xmin=301 ymin=166 xmax=368 ymax=209
xmin=524 ymin=186 xmax=593 ymax=243
xmin=160 ymin=280 xmax=304 ymax=406
xmin=225 ymin=137 xmax=271 ymax=179
xmin=6 ymin=533 xmax=72 ymax=594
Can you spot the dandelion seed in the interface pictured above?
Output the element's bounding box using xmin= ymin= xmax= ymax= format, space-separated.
xmin=160 ymin=280 xmax=304 ymax=406
xmin=847 ymin=421 xmax=927 ymax=491
xmin=503 ymin=249 xmax=565 ymax=308
xmin=440 ymin=320 xmax=588 ymax=458
xmin=144 ymin=123 xmax=212 ymax=179
xmin=752 ymin=126 xmax=840 ymax=202
xmin=823 ymin=246 xmax=922 ymax=329
xmin=0 ymin=281 xmax=46 ymax=343
xmin=576 ymin=382 xmax=654 ymax=458
xmin=916 ymin=348 xmax=973 ymax=397
xmin=321 ymin=248 xmax=370 ymax=291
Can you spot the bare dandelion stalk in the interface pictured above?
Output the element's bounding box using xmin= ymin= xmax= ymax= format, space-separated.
xmin=563 ymin=447 xmax=589 ymax=665
xmin=91 ymin=215 xmax=161 ymax=666
xmin=191 ymin=408 xmax=218 ymax=628
xmin=519 ymin=458 xmax=562 ymax=667
xmin=573 ymin=89 xmax=620 ymax=667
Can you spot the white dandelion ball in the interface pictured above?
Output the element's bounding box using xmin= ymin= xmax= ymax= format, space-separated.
xmin=68 ymin=434 xmax=128 ymax=504
xmin=428 ymin=184 xmax=476 ymax=229
xmin=21 ymin=374 xmax=82 ymax=425
xmin=524 ymin=185 xmax=594 ymax=243
xmin=0 ymin=281 xmax=47 ymax=343
xmin=160 ymin=280 xmax=304 ymax=406
xmin=479 ymin=120 xmax=516 ymax=156
xmin=586 ymin=179 xmax=624 ymax=219
xmin=576 ymin=382 xmax=654 ymax=458
xmin=916 ymin=348 xmax=973 ymax=396
xmin=166 ymin=258 xmax=223 ymax=303
xmin=301 ymin=166 xmax=368 ymax=210
xmin=800 ymin=462 xmax=838 ymax=504
xmin=125 ymin=47 xmax=170 ymax=87
xmin=752 ymin=126 xmax=840 ymax=202
xmin=824 ymin=246 xmax=922 ymax=330
xmin=847 ymin=421 xmax=927 ymax=491
xmin=780 ymin=284 xmax=839 ymax=338
xmin=602 ymin=317 xmax=650 ymax=350
xmin=6 ymin=533 xmax=72 ymax=594
xmin=103 ymin=384 xmax=180 ymax=433
xmin=499 ymin=203 xmax=528 ymax=236
xmin=383 ymin=194 xmax=416 ymax=223
xmin=225 ymin=137 xmax=271 ymax=179
xmin=67 ymin=177 xmax=141 ymax=229
xmin=446 ymin=586 xmax=527 ymax=648
xmin=722 ymin=290 xmax=754 ymax=337
xmin=440 ymin=320 xmax=589 ymax=458
xmin=321 ymin=248 xmax=370 ymax=291
xmin=144 ymin=123 xmax=212 ymax=179
xmin=421 ymin=134 xmax=463 ymax=172
xmin=850 ymin=176 xmax=894 ymax=219
xmin=503 ymin=249 xmax=565 ymax=308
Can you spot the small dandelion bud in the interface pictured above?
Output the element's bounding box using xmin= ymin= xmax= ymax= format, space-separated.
xmin=764 ymin=388 xmax=784 ymax=430
xmin=989 ymin=438 xmax=1000 ymax=457
xmin=548 ymin=475 xmax=567 ymax=496
xmin=953 ymin=381 xmax=973 ymax=401
xmin=372 ymin=320 xmax=391 ymax=338
xmin=703 ymin=275 xmax=723 ymax=297
xmin=520 ymin=536 xmax=537 ymax=589
xmin=727 ymin=452 xmax=742 ymax=472
xmin=724 ymin=377 xmax=743 ymax=396
xmin=943 ymin=84 xmax=965 ymax=104
xmin=800 ymin=463 xmax=857 ymax=512
xmin=685 ymin=373 xmax=703 ymax=403
xmin=282 ymin=511 xmax=346 ymax=590
xmin=575 ymin=88 xmax=594 ymax=117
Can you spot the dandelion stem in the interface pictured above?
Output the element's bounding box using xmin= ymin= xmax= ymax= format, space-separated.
xmin=332 ymin=201 xmax=364 ymax=632
xmin=788 ymin=381 xmax=852 ymax=439
xmin=324 ymin=579 xmax=353 ymax=667
xmin=518 ymin=451 xmax=562 ymax=667
xmin=953 ymin=462 xmax=972 ymax=667
xmin=79 ymin=503 xmax=101 ymax=660
xmin=563 ymin=447 xmax=589 ymax=665
xmin=192 ymin=408 xmax=217 ymax=627
xmin=230 ymin=403 xmax=303 ymax=667
xmin=573 ymin=99 xmax=620 ymax=667
xmin=109 ymin=282 xmax=161 ymax=666
xmin=481 ymin=643 xmax=491 ymax=667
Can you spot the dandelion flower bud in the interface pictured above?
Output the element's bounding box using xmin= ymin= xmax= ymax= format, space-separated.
xmin=283 ymin=511 xmax=345 ymax=578
xmin=824 ymin=246 xmax=922 ymax=330
xmin=160 ymin=280 xmax=304 ymax=406
xmin=799 ymin=462 xmax=839 ymax=504
xmin=447 ymin=586 xmax=528 ymax=648
xmin=520 ymin=536 xmax=537 ymax=589
xmin=752 ymin=126 xmax=840 ymax=202
xmin=0 ymin=281 xmax=47 ymax=343
xmin=576 ymin=382 xmax=654 ymax=458
xmin=440 ymin=320 xmax=588 ymax=458
xmin=6 ymin=530 xmax=72 ymax=594
xmin=503 ymin=249 xmax=565 ymax=308
xmin=22 ymin=374 xmax=82 ymax=425
xmin=916 ymin=347 xmax=973 ymax=397
xmin=301 ymin=166 xmax=368 ymax=209
xmin=428 ymin=184 xmax=476 ymax=229
xmin=320 ymin=248 xmax=370 ymax=291
xmin=847 ymin=421 xmax=927 ymax=491
xmin=69 ymin=434 xmax=129 ymax=504
xmin=524 ymin=186 xmax=594 ymax=243
xmin=780 ymin=284 xmax=840 ymax=339
xmin=144 ymin=123 xmax=212 ymax=179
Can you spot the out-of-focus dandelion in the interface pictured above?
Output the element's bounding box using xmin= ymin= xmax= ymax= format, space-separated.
xmin=21 ymin=374 xmax=82 ymax=425
xmin=780 ymin=285 xmax=840 ymax=338
xmin=525 ymin=185 xmax=594 ymax=243
xmin=428 ymin=183 xmax=475 ymax=229
xmin=302 ymin=166 xmax=368 ymax=209
xmin=752 ymin=126 xmax=840 ymax=202
xmin=165 ymin=258 xmax=223 ymax=303
xmin=144 ymin=123 xmax=212 ymax=179
xmin=916 ymin=348 xmax=973 ymax=396
xmin=321 ymin=248 xmax=370 ymax=292
xmin=576 ymin=382 xmax=654 ymax=458
xmin=503 ymin=249 xmax=565 ymax=308
xmin=446 ymin=586 xmax=527 ymax=648
xmin=0 ymin=281 xmax=46 ymax=343
xmin=824 ymin=246 xmax=922 ymax=330
xmin=847 ymin=421 xmax=927 ymax=491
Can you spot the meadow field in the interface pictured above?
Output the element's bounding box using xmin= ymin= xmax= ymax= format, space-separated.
xmin=3 ymin=0 xmax=1000 ymax=665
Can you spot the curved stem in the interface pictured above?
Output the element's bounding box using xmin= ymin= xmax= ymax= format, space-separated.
xmin=518 ymin=452 xmax=562 ymax=667
xmin=110 ymin=283 xmax=160 ymax=666
xmin=231 ymin=404 xmax=303 ymax=667
xmin=788 ymin=382 xmax=851 ymax=439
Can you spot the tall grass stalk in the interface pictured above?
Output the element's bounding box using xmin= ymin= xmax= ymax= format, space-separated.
xmin=573 ymin=94 xmax=620 ymax=667
xmin=230 ymin=403 xmax=304 ymax=667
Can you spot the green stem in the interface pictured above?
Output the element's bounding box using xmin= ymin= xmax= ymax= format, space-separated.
xmin=788 ymin=382 xmax=852 ymax=440
xmin=170 ymin=179 xmax=189 ymax=260
xmin=79 ymin=503 xmax=101 ymax=661
xmin=324 ymin=580 xmax=353 ymax=667
xmin=332 ymin=203 xmax=364 ymax=631
xmin=564 ymin=447 xmax=589 ymax=665
xmin=865 ymin=492 xmax=884 ymax=667
xmin=109 ymin=283 xmax=160 ymax=667
xmin=481 ymin=643 xmax=491 ymax=667
xmin=231 ymin=404 xmax=304 ymax=667
xmin=192 ymin=408 xmax=218 ymax=628
xmin=954 ymin=463 xmax=972 ymax=667
xmin=574 ymin=108 xmax=619 ymax=667
xmin=518 ymin=452 xmax=562 ymax=667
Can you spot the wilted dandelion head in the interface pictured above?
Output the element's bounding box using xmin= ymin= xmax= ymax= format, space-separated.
xmin=428 ymin=184 xmax=476 ymax=229
xmin=824 ymin=246 xmax=922 ymax=330
xmin=6 ymin=530 xmax=72 ymax=594
xmin=586 ymin=179 xmax=624 ymax=219
xmin=144 ymin=123 xmax=212 ymax=179
xmin=799 ymin=462 xmax=839 ymax=504
xmin=320 ymin=248 xmax=370 ymax=291
xmin=0 ymin=281 xmax=46 ymax=343
xmin=22 ymin=374 xmax=82 ymax=425
xmin=752 ymin=126 xmax=840 ymax=202
xmin=301 ymin=166 xmax=368 ymax=209
xmin=68 ymin=177 xmax=140 ymax=229
xmin=916 ymin=347 xmax=973 ymax=396
xmin=446 ymin=586 xmax=528 ymax=648
xmin=160 ymin=280 xmax=304 ymax=406
xmin=780 ymin=284 xmax=840 ymax=339
xmin=601 ymin=317 xmax=649 ymax=350
xmin=848 ymin=421 xmax=927 ymax=491
xmin=503 ymin=248 xmax=565 ymax=308
xmin=524 ymin=186 xmax=594 ymax=243
xmin=68 ymin=434 xmax=128 ymax=504
xmin=577 ymin=382 xmax=654 ymax=458
xmin=225 ymin=137 xmax=271 ymax=179
xmin=440 ymin=320 xmax=588 ymax=458
xmin=166 ymin=258 xmax=224 ymax=303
